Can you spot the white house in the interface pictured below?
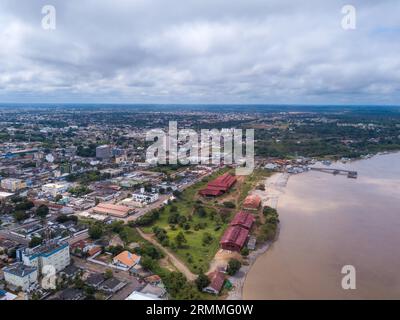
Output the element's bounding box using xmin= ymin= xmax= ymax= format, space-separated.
xmin=42 ymin=183 xmax=70 ymax=197
xmin=131 ymin=190 xmax=159 ymax=204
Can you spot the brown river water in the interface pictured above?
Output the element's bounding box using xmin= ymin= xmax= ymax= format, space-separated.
xmin=243 ymin=152 xmax=400 ymax=299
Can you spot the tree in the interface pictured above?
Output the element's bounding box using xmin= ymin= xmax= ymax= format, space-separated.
xmin=172 ymin=190 xmax=182 ymax=198
xmin=223 ymin=201 xmax=236 ymax=209
xmin=89 ymin=223 xmax=104 ymax=240
xmin=175 ymin=231 xmax=187 ymax=248
xmin=13 ymin=210 xmax=29 ymax=222
xmin=141 ymin=256 xmax=156 ymax=271
xmin=194 ymin=205 xmax=206 ymax=218
xmin=202 ymin=232 xmax=213 ymax=246
xmin=240 ymin=247 xmax=249 ymax=256
xmin=168 ymin=212 xmax=180 ymax=224
xmin=195 ymin=273 xmax=210 ymax=291
xmin=15 ymin=200 xmax=34 ymax=211
xmin=36 ymin=205 xmax=49 ymax=218
xmin=29 ymin=237 xmax=43 ymax=248
xmin=104 ymin=269 xmax=113 ymax=279
xmin=227 ymin=259 xmax=242 ymax=276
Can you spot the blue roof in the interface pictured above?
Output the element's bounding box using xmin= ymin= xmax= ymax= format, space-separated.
xmin=0 ymin=290 xmax=6 ymax=296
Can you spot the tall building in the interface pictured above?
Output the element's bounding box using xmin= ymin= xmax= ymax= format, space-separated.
xmin=16 ymin=241 xmax=70 ymax=274
xmin=96 ymin=145 xmax=111 ymax=160
xmin=3 ymin=263 xmax=38 ymax=291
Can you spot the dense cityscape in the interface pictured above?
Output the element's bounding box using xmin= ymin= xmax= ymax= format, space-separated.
xmin=0 ymin=105 xmax=399 ymax=300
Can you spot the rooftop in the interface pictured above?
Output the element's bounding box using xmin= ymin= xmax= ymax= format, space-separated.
xmin=4 ymin=263 xmax=37 ymax=277
xmin=93 ymin=202 xmax=130 ymax=217
xmin=114 ymin=251 xmax=140 ymax=268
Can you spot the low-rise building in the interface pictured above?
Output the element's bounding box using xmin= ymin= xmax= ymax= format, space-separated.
xmin=0 ymin=289 xmax=17 ymax=300
xmin=3 ymin=263 xmax=38 ymax=291
xmin=1 ymin=178 xmax=26 ymax=192
xmin=113 ymin=251 xmax=141 ymax=270
xmin=99 ymin=278 xmax=126 ymax=293
xmin=203 ymin=271 xmax=225 ymax=295
xmin=42 ymin=183 xmax=69 ymax=197
xmin=131 ymin=191 xmax=159 ymax=204
xmin=140 ymin=283 xmax=167 ymax=299
xmin=125 ymin=291 xmax=161 ymax=300
xmin=242 ymin=195 xmax=261 ymax=211
xmin=220 ymin=226 xmax=249 ymax=252
xmin=92 ymin=203 xmax=132 ymax=218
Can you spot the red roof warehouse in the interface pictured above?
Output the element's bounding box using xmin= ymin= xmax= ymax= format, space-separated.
xmin=220 ymin=211 xmax=255 ymax=251
xmin=220 ymin=226 xmax=249 ymax=252
xmin=199 ymin=173 xmax=237 ymax=197
xmin=230 ymin=211 xmax=255 ymax=230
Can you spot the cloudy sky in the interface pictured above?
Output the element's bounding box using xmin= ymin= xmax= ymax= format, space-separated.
xmin=0 ymin=0 xmax=399 ymax=104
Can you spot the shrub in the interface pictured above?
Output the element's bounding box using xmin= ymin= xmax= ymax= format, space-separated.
xmin=223 ymin=201 xmax=236 ymax=209
xmin=227 ymin=259 xmax=242 ymax=276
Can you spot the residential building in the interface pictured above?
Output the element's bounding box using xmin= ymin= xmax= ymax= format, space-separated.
xmin=0 ymin=289 xmax=17 ymax=300
xmin=140 ymin=283 xmax=167 ymax=298
xmin=59 ymin=288 xmax=84 ymax=300
xmin=203 ymin=271 xmax=225 ymax=295
xmin=3 ymin=263 xmax=38 ymax=291
xmin=17 ymin=241 xmax=70 ymax=274
xmin=86 ymin=273 xmax=105 ymax=289
xmin=125 ymin=291 xmax=161 ymax=300
xmin=96 ymin=145 xmax=111 ymax=160
xmin=42 ymin=183 xmax=69 ymax=197
xmin=1 ymin=178 xmax=26 ymax=192
xmin=131 ymin=191 xmax=159 ymax=204
xmin=0 ymin=191 xmax=14 ymax=201
xmin=113 ymin=251 xmax=141 ymax=269
xmin=99 ymin=278 xmax=126 ymax=293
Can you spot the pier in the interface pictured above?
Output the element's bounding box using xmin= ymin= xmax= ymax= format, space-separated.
xmin=310 ymin=167 xmax=358 ymax=178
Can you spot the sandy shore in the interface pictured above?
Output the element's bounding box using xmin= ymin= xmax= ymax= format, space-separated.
xmin=226 ymin=172 xmax=290 ymax=300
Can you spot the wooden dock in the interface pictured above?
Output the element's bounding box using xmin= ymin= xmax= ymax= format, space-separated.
xmin=310 ymin=167 xmax=358 ymax=179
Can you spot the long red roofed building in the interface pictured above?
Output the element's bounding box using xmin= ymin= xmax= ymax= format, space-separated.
xmin=199 ymin=173 xmax=236 ymax=197
xmin=230 ymin=211 xmax=255 ymax=230
xmin=220 ymin=210 xmax=255 ymax=251
xmin=220 ymin=226 xmax=249 ymax=252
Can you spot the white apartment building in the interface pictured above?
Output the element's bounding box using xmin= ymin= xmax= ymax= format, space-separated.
xmin=41 ymin=183 xmax=70 ymax=197
xmin=131 ymin=191 xmax=159 ymax=204
xmin=3 ymin=263 xmax=38 ymax=291
xmin=17 ymin=241 xmax=70 ymax=274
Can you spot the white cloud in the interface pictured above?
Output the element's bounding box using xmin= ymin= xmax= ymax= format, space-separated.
xmin=0 ymin=0 xmax=399 ymax=104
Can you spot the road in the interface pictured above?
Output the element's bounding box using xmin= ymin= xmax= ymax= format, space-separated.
xmin=0 ymin=230 xmax=30 ymax=245
xmin=123 ymin=170 xmax=213 ymax=223
xmin=136 ymin=227 xmax=197 ymax=281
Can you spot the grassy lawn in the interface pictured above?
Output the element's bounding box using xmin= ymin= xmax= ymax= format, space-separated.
xmin=142 ymin=167 xmax=234 ymax=273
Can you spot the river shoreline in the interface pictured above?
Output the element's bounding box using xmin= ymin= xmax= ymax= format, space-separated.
xmin=241 ymin=151 xmax=400 ymax=299
xmin=226 ymin=172 xmax=289 ymax=300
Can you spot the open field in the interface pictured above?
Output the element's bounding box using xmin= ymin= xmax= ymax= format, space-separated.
xmin=140 ymin=167 xmax=271 ymax=274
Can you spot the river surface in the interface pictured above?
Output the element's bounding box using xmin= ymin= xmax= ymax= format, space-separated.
xmin=243 ymin=152 xmax=400 ymax=299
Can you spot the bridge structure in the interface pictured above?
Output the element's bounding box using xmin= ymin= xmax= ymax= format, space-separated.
xmin=310 ymin=167 xmax=358 ymax=179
